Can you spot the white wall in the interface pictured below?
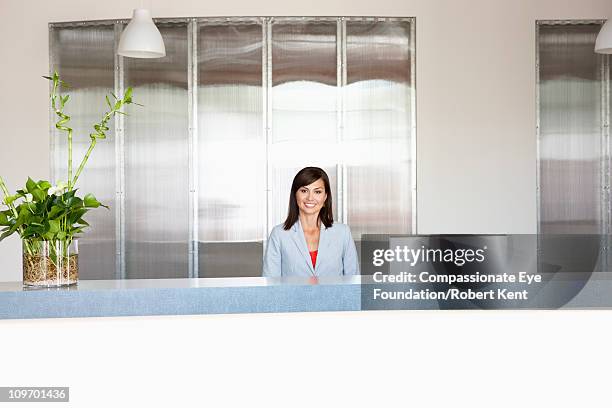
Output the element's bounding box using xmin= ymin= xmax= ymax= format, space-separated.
xmin=0 ymin=0 xmax=611 ymax=278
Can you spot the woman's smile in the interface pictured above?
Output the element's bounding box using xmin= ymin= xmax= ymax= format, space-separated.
xmin=295 ymin=178 xmax=327 ymax=215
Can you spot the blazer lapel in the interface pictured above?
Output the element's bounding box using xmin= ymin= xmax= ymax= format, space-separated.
xmin=314 ymin=223 xmax=329 ymax=273
xmin=290 ymin=220 xmax=315 ymax=274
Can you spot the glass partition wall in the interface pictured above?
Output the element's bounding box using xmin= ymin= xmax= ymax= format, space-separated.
xmin=537 ymin=21 xmax=607 ymax=235
xmin=537 ymin=21 xmax=609 ymax=271
xmin=50 ymin=17 xmax=416 ymax=279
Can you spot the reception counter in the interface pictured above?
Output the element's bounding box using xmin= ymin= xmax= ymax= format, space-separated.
xmin=0 ymin=276 xmax=362 ymax=320
xmin=3 ymin=271 xmax=611 ymax=319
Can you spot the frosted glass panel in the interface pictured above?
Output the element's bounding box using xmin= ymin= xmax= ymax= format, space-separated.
xmin=124 ymin=23 xmax=190 ymax=278
xmin=52 ymin=25 xmax=117 ymax=279
xmin=270 ymin=21 xmax=338 ymax=227
xmin=538 ymin=24 xmax=603 ymax=234
xmin=197 ymin=21 xmax=264 ymax=277
xmin=50 ymin=17 xmax=416 ymax=279
xmin=345 ymin=21 xmax=413 ymax=237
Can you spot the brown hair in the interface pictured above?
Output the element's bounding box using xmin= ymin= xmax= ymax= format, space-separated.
xmin=283 ymin=167 xmax=334 ymax=230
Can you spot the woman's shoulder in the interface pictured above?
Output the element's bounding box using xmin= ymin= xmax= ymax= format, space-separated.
xmin=270 ymin=223 xmax=291 ymax=236
xmin=327 ymin=222 xmax=352 ymax=235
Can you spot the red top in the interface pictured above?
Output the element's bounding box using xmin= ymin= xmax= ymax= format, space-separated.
xmin=309 ymin=250 xmax=318 ymax=268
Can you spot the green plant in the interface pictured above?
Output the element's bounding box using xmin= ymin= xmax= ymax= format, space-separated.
xmin=0 ymin=72 xmax=136 ymax=253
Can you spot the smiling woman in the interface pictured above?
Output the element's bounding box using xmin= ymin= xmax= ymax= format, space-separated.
xmin=263 ymin=167 xmax=359 ymax=277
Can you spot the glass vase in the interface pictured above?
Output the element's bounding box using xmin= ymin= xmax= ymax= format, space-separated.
xmin=22 ymin=239 xmax=79 ymax=287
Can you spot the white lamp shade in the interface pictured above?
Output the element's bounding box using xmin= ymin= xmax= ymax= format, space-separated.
xmin=595 ymin=19 xmax=612 ymax=54
xmin=117 ymin=9 xmax=166 ymax=58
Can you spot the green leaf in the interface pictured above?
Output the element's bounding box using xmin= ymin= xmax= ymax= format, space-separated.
xmin=4 ymin=195 xmax=16 ymax=205
xmin=23 ymin=225 xmax=43 ymax=236
xmin=0 ymin=212 xmax=8 ymax=226
xmin=124 ymin=87 xmax=133 ymax=104
xmin=18 ymin=204 xmax=30 ymax=218
xmin=0 ymin=229 xmax=13 ymax=242
xmin=37 ymin=180 xmax=52 ymax=191
xmin=69 ymin=208 xmax=88 ymax=224
xmin=29 ymin=202 xmax=41 ymax=214
xmin=62 ymin=196 xmax=82 ymax=209
xmin=48 ymin=219 xmax=60 ymax=233
xmin=71 ymin=227 xmax=84 ymax=235
xmin=31 ymin=188 xmax=45 ymax=202
xmin=83 ymin=193 xmax=100 ymax=208
xmin=68 ymin=197 xmax=83 ymax=209
xmin=60 ymin=94 xmax=69 ymax=108
xmin=63 ymin=189 xmax=77 ymax=200
xmin=29 ymin=214 xmax=42 ymax=224
xmin=7 ymin=222 xmax=19 ymax=235
xmin=106 ymin=95 xmax=112 ymax=109
xmin=48 ymin=205 xmax=65 ymax=219
xmin=57 ymin=231 xmax=66 ymax=240
xmin=76 ymin=218 xmax=89 ymax=226
xmin=26 ymin=177 xmax=36 ymax=193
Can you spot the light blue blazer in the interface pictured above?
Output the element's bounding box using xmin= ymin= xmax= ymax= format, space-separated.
xmin=263 ymin=220 xmax=360 ymax=277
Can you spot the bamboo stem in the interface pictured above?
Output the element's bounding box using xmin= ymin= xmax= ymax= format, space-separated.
xmin=68 ymin=128 xmax=73 ymax=190
xmin=49 ymin=72 xmax=73 ymax=189
xmin=72 ymin=138 xmax=96 ymax=187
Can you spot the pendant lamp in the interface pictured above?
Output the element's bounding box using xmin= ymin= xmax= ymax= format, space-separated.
xmin=595 ymin=20 xmax=612 ymax=54
xmin=117 ymin=9 xmax=166 ymax=58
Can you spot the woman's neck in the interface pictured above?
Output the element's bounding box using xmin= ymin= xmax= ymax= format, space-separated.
xmin=299 ymin=213 xmax=320 ymax=231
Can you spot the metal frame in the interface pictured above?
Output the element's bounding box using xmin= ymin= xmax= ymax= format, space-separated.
xmin=605 ymin=38 xmax=611 ymax=266
xmin=336 ymin=18 xmax=345 ymax=224
xmin=599 ymin=25 xmax=611 ymax=265
xmin=264 ymin=18 xmax=273 ymax=248
xmin=188 ymin=19 xmax=198 ymax=278
xmin=49 ymin=16 xmax=418 ymax=278
xmin=114 ymin=22 xmax=126 ymax=279
xmin=535 ymin=21 xmax=542 ymax=237
xmin=409 ymin=18 xmax=417 ymax=234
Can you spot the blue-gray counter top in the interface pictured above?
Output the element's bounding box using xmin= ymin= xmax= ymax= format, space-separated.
xmin=0 ymin=276 xmax=362 ymax=320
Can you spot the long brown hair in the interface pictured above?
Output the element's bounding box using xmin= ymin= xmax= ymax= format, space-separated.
xmin=283 ymin=167 xmax=334 ymax=230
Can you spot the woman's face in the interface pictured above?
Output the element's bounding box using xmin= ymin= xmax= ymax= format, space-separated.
xmin=295 ymin=178 xmax=327 ymax=217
